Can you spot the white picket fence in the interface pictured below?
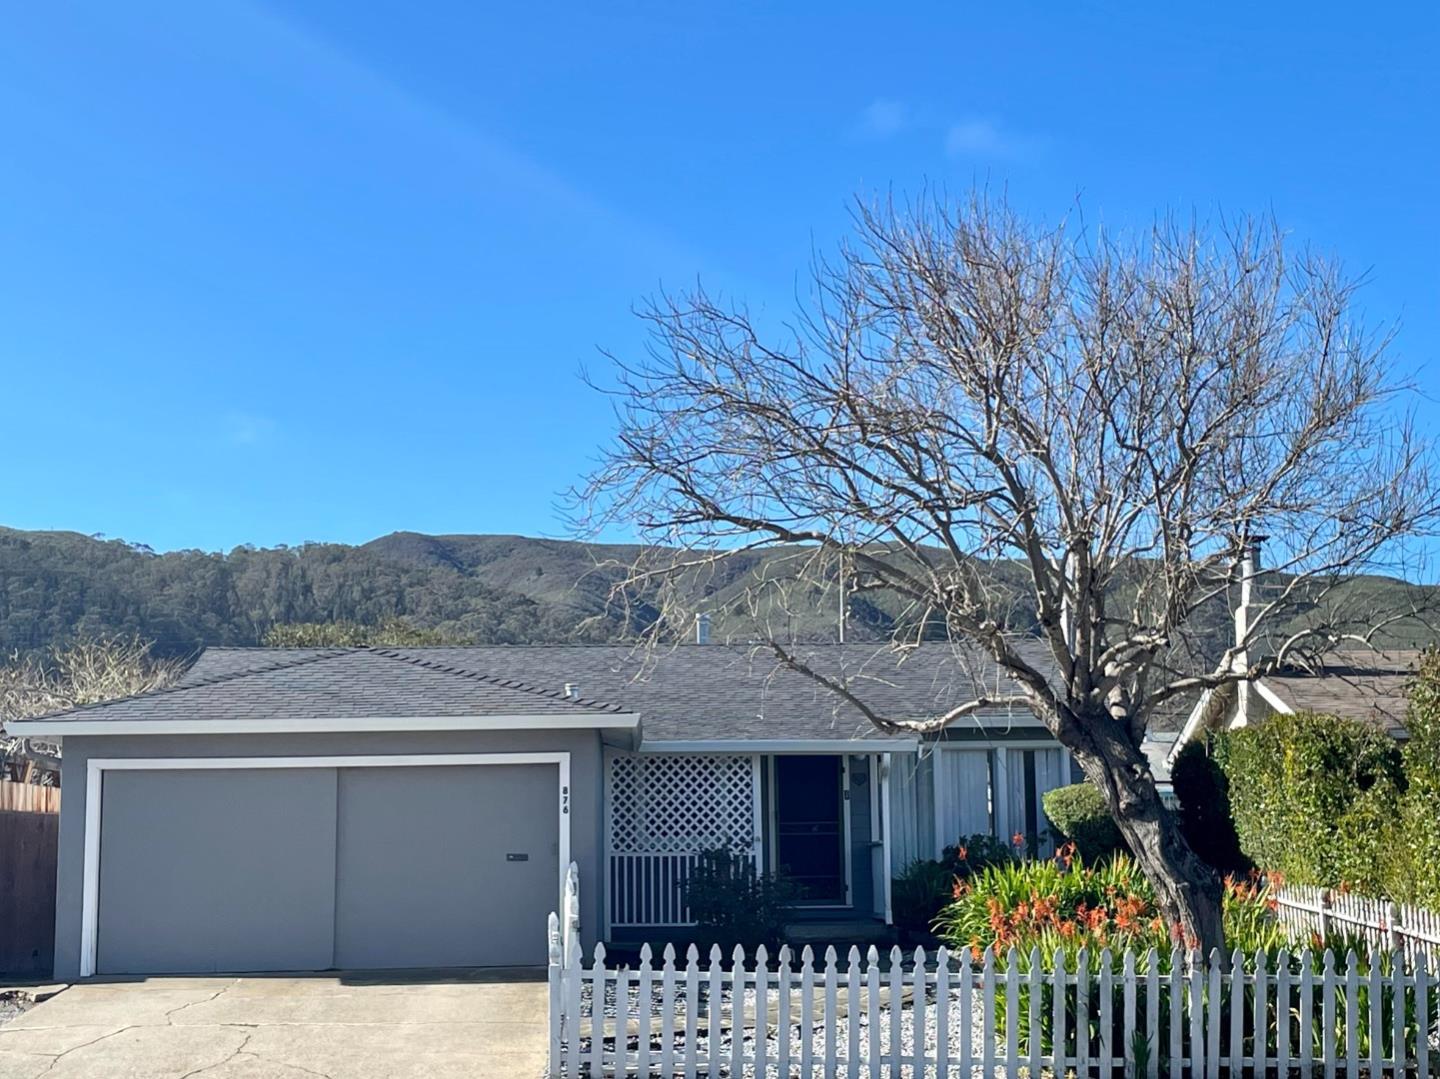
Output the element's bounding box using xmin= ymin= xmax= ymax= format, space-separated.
xmin=546 ymin=868 xmax=1440 ymax=1077
xmin=1276 ymin=885 xmax=1440 ymax=966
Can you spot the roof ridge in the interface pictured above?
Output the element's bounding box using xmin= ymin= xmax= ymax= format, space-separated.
xmin=32 ymin=648 xmax=359 ymax=720
xmin=367 ymin=648 xmax=627 ymax=713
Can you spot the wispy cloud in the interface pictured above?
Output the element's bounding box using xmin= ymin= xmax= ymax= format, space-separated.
xmin=944 ymin=118 xmax=1045 ymax=160
xmin=223 ymin=411 xmax=277 ymax=447
xmin=853 ymin=99 xmax=910 ymax=139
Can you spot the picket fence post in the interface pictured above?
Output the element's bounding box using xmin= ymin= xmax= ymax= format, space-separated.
xmin=1417 ymin=951 xmax=1431 ymax=1079
xmin=546 ymin=912 xmax=562 ymax=1078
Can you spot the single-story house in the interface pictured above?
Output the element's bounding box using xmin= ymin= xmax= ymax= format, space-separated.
xmin=1165 ymin=648 xmax=1419 ymax=769
xmin=10 ymin=640 xmax=1075 ymax=979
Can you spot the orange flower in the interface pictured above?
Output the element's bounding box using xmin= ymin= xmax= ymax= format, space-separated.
xmin=956 ymin=844 xmax=969 ymax=861
xmin=1011 ymin=831 xmax=1025 ymax=849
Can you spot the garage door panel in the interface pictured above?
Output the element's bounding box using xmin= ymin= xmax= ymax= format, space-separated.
xmin=96 ymin=768 xmax=337 ymax=975
xmin=333 ymin=764 xmax=558 ymax=969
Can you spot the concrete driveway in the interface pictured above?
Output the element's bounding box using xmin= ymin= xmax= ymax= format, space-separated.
xmin=0 ymin=970 xmax=548 ymax=1079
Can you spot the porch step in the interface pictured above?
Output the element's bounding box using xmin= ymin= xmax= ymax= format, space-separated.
xmin=783 ymin=921 xmax=895 ymax=950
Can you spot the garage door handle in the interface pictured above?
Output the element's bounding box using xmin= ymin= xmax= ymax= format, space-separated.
xmin=506 ymin=853 xmax=529 ymax=862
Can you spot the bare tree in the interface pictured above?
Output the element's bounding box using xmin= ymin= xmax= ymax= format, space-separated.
xmin=578 ymin=194 xmax=1439 ymax=951
xmin=0 ymin=636 xmax=182 ymax=783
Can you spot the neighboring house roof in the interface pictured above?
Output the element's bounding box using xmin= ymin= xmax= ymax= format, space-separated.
xmin=10 ymin=640 xmax=1055 ymax=743
xmin=1166 ymin=647 xmax=1421 ymax=766
xmin=1259 ymin=648 xmax=1419 ymax=738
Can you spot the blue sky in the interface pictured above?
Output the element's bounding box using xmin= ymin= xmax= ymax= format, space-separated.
xmin=2 ymin=1 xmax=1437 ymax=552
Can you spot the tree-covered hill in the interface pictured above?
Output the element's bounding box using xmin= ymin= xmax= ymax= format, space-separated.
xmin=1 ymin=526 xmax=1433 ymax=660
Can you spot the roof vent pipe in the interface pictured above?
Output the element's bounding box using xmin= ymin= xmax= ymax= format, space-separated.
xmin=563 ymin=682 xmax=579 ymax=701
xmin=695 ymin=612 xmax=711 ymax=645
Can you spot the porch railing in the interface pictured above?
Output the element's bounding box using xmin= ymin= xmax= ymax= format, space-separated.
xmin=609 ymin=852 xmax=700 ymax=928
xmin=608 ymin=850 xmax=765 ymax=928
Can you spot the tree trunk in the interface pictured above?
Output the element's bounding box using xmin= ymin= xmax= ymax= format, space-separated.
xmin=1059 ymin=715 xmax=1226 ymax=953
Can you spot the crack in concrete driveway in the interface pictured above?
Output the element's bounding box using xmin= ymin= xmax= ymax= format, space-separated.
xmin=0 ymin=972 xmax=547 ymax=1079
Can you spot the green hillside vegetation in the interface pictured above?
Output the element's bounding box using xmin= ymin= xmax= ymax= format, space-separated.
xmin=0 ymin=527 xmax=1432 ymax=664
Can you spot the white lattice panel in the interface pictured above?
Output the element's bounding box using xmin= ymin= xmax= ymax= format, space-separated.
xmin=607 ymin=753 xmax=755 ymax=854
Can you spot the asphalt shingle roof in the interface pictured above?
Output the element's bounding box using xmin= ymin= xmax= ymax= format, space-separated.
xmin=33 ymin=641 xmax=1055 ymax=740
xmin=1263 ymin=648 xmax=1420 ymax=738
xmin=177 ymin=641 xmax=1051 ymax=741
xmin=31 ymin=647 xmax=626 ymax=724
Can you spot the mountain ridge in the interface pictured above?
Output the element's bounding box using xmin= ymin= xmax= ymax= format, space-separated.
xmin=1 ymin=526 xmax=1433 ymax=661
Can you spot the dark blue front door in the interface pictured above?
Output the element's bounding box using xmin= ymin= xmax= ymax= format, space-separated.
xmin=774 ymin=755 xmax=846 ymax=903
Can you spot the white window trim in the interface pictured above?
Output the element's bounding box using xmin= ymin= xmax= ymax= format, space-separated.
xmin=79 ymin=752 xmax=572 ymax=979
xmin=17 ymin=714 xmax=636 ymax=737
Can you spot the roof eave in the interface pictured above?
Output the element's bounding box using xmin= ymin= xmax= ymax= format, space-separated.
xmin=637 ymin=737 xmax=922 ymax=753
xmin=4 ymin=712 xmax=641 ymax=738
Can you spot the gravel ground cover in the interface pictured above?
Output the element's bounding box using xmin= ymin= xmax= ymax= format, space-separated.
xmin=582 ymin=981 xmax=992 ymax=1076
xmin=0 ymin=991 xmax=34 ymax=1027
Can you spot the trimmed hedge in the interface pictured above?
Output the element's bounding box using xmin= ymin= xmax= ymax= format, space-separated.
xmin=1041 ymin=782 xmax=1125 ymax=862
xmin=1396 ymin=652 xmax=1440 ymax=906
xmin=1216 ymin=710 xmax=1406 ymax=895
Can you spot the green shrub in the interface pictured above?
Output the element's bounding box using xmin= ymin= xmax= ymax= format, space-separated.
xmin=1217 ymin=711 xmax=1406 ymax=894
xmin=891 ymin=859 xmax=955 ymax=933
xmin=933 ymin=849 xmax=1332 ymax=963
xmin=1395 ymin=651 xmax=1440 ymax=907
xmin=891 ymin=834 xmax=1018 ymax=934
xmin=929 ymin=849 xmax=1357 ymax=1063
xmin=682 ymin=849 xmax=799 ymax=950
xmin=1041 ymin=782 xmax=1125 ymax=862
xmin=1170 ymin=740 xmax=1251 ymax=876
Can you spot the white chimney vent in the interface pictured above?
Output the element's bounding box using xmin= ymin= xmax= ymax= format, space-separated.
xmin=695 ymin=612 xmax=711 ymax=645
xmin=563 ymin=682 xmax=579 ymax=700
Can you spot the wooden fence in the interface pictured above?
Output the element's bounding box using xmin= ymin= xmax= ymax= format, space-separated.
xmin=1276 ymin=885 xmax=1440 ymax=966
xmin=0 ymin=804 xmax=59 ymax=976
xmin=0 ymin=783 xmax=59 ymax=814
xmin=547 ymin=867 xmax=1440 ymax=1077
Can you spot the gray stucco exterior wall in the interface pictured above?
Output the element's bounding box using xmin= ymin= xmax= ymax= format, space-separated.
xmin=52 ymin=728 xmax=607 ymax=980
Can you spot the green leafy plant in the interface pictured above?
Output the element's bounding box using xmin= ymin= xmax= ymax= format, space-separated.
xmin=892 ymin=859 xmax=955 ymax=934
xmin=1217 ymin=711 xmax=1406 ymax=895
xmin=682 ymin=849 xmax=799 ymax=951
xmin=1041 ymin=782 xmax=1126 ymax=863
xmin=933 ymin=846 xmax=1366 ymax=1065
xmin=1129 ymin=1030 xmax=1153 ymax=1077
xmin=891 ymin=834 xmax=1018 ymax=935
xmin=1394 ymin=650 xmax=1440 ymax=907
xmin=939 ymin=833 xmax=1017 ymax=877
